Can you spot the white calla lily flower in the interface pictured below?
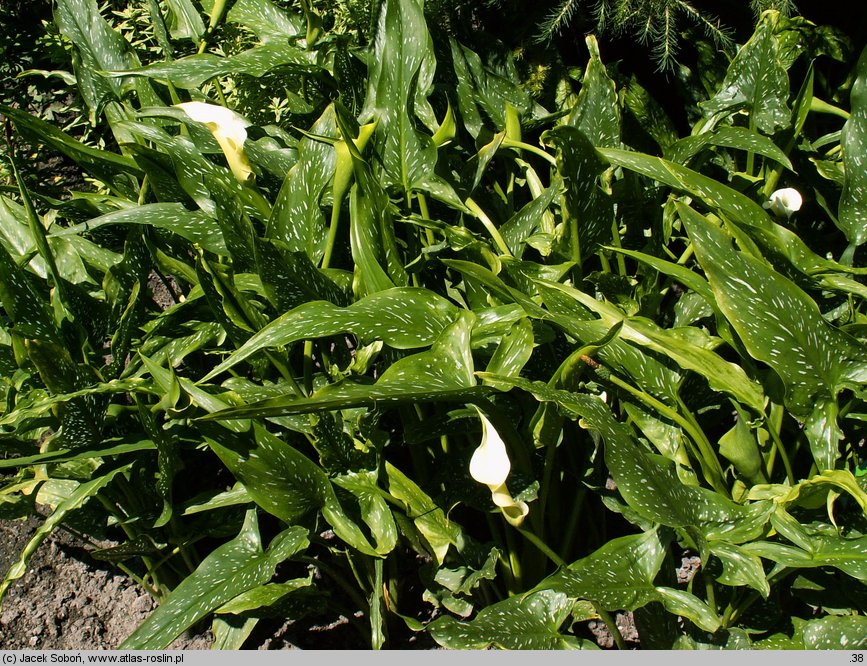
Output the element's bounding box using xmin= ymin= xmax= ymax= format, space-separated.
xmin=763 ymin=187 xmax=802 ymax=218
xmin=176 ymin=102 xmax=254 ymax=184
xmin=469 ymin=408 xmax=529 ymax=527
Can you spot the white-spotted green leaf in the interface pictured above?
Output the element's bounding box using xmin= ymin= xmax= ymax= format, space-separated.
xmin=802 ymin=615 xmax=867 ymax=649
xmin=215 ymin=576 xmax=313 ymax=615
xmin=719 ymin=403 xmax=767 ymax=485
xmin=349 ymin=171 xmax=398 ymax=296
xmin=428 ymin=589 xmax=590 ymax=650
xmin=201 ymin=287 xmax=458 ymax=382
xmin=120 ymin=119 xmax=271 ymax=221
xmin=360 ymin=0 xmax=437 ymax=193
xmin=485 ymin=317 xmax=534 ymax=378
xmin=543 ymin=531 xmax=721 ymax=633
xmin=545 ymin=531 xmax=665 ymax=610
xmin=0 ymin=106 xmax=141 ymax=197
xmin=205 ymin=425 xmax=328 ymax=524
xmin=0 ymin=243 xmax=60 ymax=343
xmin=120 ymin=511 xmax=308 ymax=649
xmin=709 ymin=542 xmax=771 ymax=597
xmin=211 ymin=616 xmax=259 ymax=650
xmin=537 ymin=279 xmax=766 ymax=412
xmin=54 ymin=203 xmax=227 ymax=255
xmin=164 ymin=0 xmax=206 ymax=41
xmin=332 ymin=471 xmax=398 ymax=556
xmin=0 ymin=437 xmax=154 ymax=469
xmin=267 ymin=106 xmax=337 ymax=261
xmin=566 ymin=35 xmax=620 ymax=148
xmin=206 ymin=425 xmax=390 ymax=556
xmin=597 ymin=147 xmax=863 ymax=278
xmin=500 ymin=181 xmax=560 ymax=257
xmin=700 ymin=11 xmax=790 ymax=134
xmin=448 ymin=39 xmax=539 ymax=140
xmin=203 ymin=312 xmax=482 ymax=419
xmin=111 ymin=42 xmax=315 ymax=89
xmin=602 ymin=412 xmax=773 ymax=545
xmin=839 ymin=44 xmax=867 ymax=246
xmin=541 ymin=126 xmax=614 ymax=260
xmin=226 ymin=0 xmax=304 ymax=42
xmin=384 ymin=462 xmax=464 ymax=564
xmin=666 ymin=126 xmax=793 ymax=170
xmin=54 ymin=0 xmax=162 ymax=130
xmin=679 ymin=202 xmax=867 ymax=468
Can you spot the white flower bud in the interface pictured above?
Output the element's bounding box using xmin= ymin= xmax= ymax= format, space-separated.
xmin=763 ymin=188 xmax=802 ymax=218
xmin=469 ymin=408 xmax=529 ymax=527
xmin=176 ymin=102 xmax=254 ymax=184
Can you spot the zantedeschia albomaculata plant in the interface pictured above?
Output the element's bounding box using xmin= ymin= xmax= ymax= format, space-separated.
xmin=469 ymin=408 xmax=529 ymax=527
xmin=176 ymin=102 xmax=254 ymax=184
xmin=763 ymin=187 xmax=802 ymax=218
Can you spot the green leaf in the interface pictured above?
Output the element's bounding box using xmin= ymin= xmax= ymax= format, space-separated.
xmin=203 ymin=312 xmax=483 ymax=419
xmin=0 ymin=437 xmax=154 ymax=469
xmin=206 ymin=425 xmax=329 ymax=524
xmin=384 ymin=462 xmax=464 ymax=564
xmin=332 ymin=470 xmax=398 ymax=556
xmin=543 ymin=531 xmax=721 ymax=633
xmin=348 ymin=168 xmax=399 ymax=296
xmin=603 ymin=413 xmax=773 ymax=545
xmin=566 ymin=35 xmax=620 ymax=148
xmin=0 ymin=106 xmax=141 ymax=196
xmin=700 ymin=11 xmax=790 ymax=134
xmin=666 ymin=126 xmax=793 ymax=170
xmin=545 ymin=531 xmax=666 ymax=610
xmin=215 ymin=576 xmax=313 ymax=614
xmin=0 ymin=242 xmax=59 ymax=343
xmin=163 ymin=0 xmax=206 ymax=41
xmin=120 ymin=511 xmax=308 ymax=649
xmin=428 ymin=589 xmax=589 ymax=650
xmin=201 ymin=287 xmax=458 ymax=382
xmin=267 ymin=106 xmax=337 ymax=261
xmin=207 ymin=425 xmax=390 ymax=556
xmin=54 ymin=0 xmax=162 ymax=127
xmin=802 ymin=615 xmax=867 ymax=650
xmin=709 ymin=542 xmax=770 ymax=597
xmin=839 ymin=44 xmax=867 ymax=246
xmin=541 ymin=126 xmax=614 ymax=260
xmin=112 ymin=42 xmax=315 ymax=89
xmin=597 ymin=147 xmax=857 ymax=278
xmin=54 ymin=203 xmax=227 ymax=256
xmin=226 ymin=0 xmax=304 ymax=43
xmin=537 ymin=279 xmax=765 ymax=412
xmin=485 ymin=317 xmax=534 ymax=378
xmin=360 ymin=0 xmax=437 ymax=193
xmin=448 ymin=39 xmax=538 ymax=140
xmin=211 ymin=616 xmax=259 ymax=650
xmin=719 ymin=404 xmax=767 ymax=485
xmin=679 ymin=202 xmax=867 ymax=468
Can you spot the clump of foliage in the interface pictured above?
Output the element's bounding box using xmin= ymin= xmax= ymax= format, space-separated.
xmin=1 ymin=0 xmax=866 ymax=651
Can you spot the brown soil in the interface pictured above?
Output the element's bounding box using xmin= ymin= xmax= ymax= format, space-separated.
xmin=0 ymin=517 xmax=211 ymax=650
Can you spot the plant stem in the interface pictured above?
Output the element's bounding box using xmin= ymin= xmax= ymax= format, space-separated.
xmin=605 ymin=373 xmax=728 ymax=495
xmin=597 ymin=609 xmax=628 ymax=650
xmin=465 ymin=197 xmax=513 ymax=257
xmin=516 ymin=527 xmax=565 ymax=568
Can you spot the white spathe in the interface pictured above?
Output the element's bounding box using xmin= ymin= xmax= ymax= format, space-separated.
xmin=176 ymin=102 xmax=254 ymax=184
xmin=764 ymin=187 xmax=802 ymax=218
xmin=469 ymin=408 xmax=529 ymax=527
